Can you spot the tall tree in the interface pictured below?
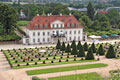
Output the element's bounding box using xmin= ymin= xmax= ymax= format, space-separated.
xmin=60 ymin=42 xmax=66 ymax=51
xmin=77 ymin=45 xmax=85 ymax=57
xmin=71 ymin=43 xmax=77 ymax=55
xmin=85 ymin=47 xmax=94 ymax=60
xmin=65 ymin=43 xmax=71 ymax=53
xmin=71 ymin=40 xmax=76 ymax=48
xmin=83 ymin=42 xmax=88 ymax=51
xmin=0 ymin=4 xmax=17 ymax=34
xmin=77 ymin=41 xmax=81 ymax=50
xmin=87 ymin=2 xmax=95 ymax=20
xmin=56 ymin=39 xmax=61 ymax=49
xmin=106 ymin=45 xmax=116 ymax=58
xmin=91 ymin=43 xmax=96 ymax=53
xmin=96 ymin=44 xmax=104 ymax=56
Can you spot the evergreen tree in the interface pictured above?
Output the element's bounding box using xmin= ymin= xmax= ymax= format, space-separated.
xmin=60 ymin=42 xmax=66 ymax=51
xmin=106 ymin=45 xmax=116 ymax=58
xmin=85 ymin=47 xmax=94 ymax=60
xmin=87 ymin=2 xmax=95 ymax=20
xmin=97 ymin=44 xmax=104 ymax=56
xmin=56 ymin=40 xmax=61 ymax=49
xmin=65 ymin=43 xmax=71 ymax=53
xmin=77 ymin=45 xmax=85 ymax=57
xmin=91 ymin=43 xmax=96 ymax=53
xmin=71 ymin=43 xmax=77 ymax=55
xmin=77 ymin=41 xmax=82 ymax=50
xmin=71 ymin=40 xmax=76 ymax=48
xmin=83 ymin=42 xmax=88 ymax=51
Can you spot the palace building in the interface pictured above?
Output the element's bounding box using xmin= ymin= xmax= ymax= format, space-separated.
xmin=23 ymin=14 xmax=87 ymax=44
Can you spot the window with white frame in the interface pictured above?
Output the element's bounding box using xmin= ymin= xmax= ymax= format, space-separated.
xmin=78 ymin=30 xmax=80 ymax=34
xmin=40 ymin=24 xmax=43 ymax=28
xmin=38 ymin=38 xmax=40 ymax=42
xmin=43 ymin=32 xmax=45 ymax=35
xmin=34 ymin=24 xmax=38 ymax=29
xmin=33 ymin=39 xmax=35 ymax=42
xmin=43 ymin=38 xmax=45 ymax=42
xmin=67 ymin=24 xmax=70 ymax=27
xmin=33 ymin=32 xmax=35 ymax=36
xmin=45 ymin=24 xmax=48 ymax=28
xmin=38 ymin=32 xmax=40 ymax=36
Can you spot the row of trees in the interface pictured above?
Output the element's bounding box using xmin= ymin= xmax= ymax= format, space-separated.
xmin=56 ymin=40 xmax=116 ymax=60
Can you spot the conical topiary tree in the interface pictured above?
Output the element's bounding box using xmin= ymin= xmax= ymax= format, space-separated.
xmin=91 ymin=43 xmax=96 ymax=53
xmin=106 ymin=45 xmax=116 ymax=58
xmin=77 ymin=45 xmax=85 ymax=57
xmin=97 ymin=44 xmax=104 ymax=56
xmin=60 ymin=42 xmax=66 ymax=51
xmin=56 ymin=39 xmax=61 ymax=49
xmin=83 ymin=42 xmax=88 ymax=51
xmin=71 ymin=43 xmax=77 ymax=55
xmin=77 ymin=41 xmax=82 ymax=50
xmin=65 ymin=43 xmax=71 ymax=53
xmin=71 ymin=40 xmax=76 ymax=48
xmin=85 ymin=47 xmax=94 ymax=60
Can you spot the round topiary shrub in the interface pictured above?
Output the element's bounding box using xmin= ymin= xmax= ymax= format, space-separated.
xmin=67 ymin=55 xmax=69 ymax=58
xmin=74 ymin=55 xmax=76 ymax=57
xmin=53 ymin=56 xmax=56 ymax=59
xmin=38 ymin=58 xmax=41 ymax=60
xmin=15 ymin=60 xmax=18 ymax=63
xmin=46 ymin=57 xmax=48 ymax=60
xmin=55 ymin=54 xmax=57 ymax=56
xmin=74 ymin=58 xmax=76 ymax=61
xmin=81 ymin=58 xmax=84 ymax=60
xmin=43 ymin=61 xmax=45 ymax=64
xmin=61 ymin=53 xmax=63 ymax=56
xmin=11 ymin=55 xmax=13 ymax=57
xmin=21 ymin=56 xmax=23 ymax=59
xmin=60 ymin=56 xmax=63 ymax=59
xmin=31 ymin=59 xmax=33 ymax=61
xmin=42 ymin=55 xmax=44 ymax=57
xmin=59 ymin=59 xmax=61 ymax=62
xmin=48 ymin=54 xmax=51 ymax=57
xmin=17 ymin=64 xmax=20 ymax=66
xmin=66 ymin=59 xmax=69 ymax=62
xmin=23 ymin=59 xmax=25 ymax=62
xmin=51 ymin=60 xmax=54 ymax=63
xmin=35 ymin=62 xmax=37 ymax=65
xmin=13 ymin=57 xmax=15 ymax=60
xmin=26 ymin=62 xmax=29 ymax=66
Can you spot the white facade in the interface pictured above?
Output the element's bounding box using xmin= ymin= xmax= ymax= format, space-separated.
xmin=23 ymin=17 xmax=85 ymax=44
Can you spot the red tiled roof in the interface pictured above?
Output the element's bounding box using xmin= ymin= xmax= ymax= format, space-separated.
xmin=27 ymin=15 xmax=83 ymax=30
xmin=98 ymin=11 xmax=108 ymax=14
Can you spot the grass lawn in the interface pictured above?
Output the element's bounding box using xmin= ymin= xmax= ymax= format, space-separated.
xmin=17 ymin=21 xmax=29 ymax=26
xmin=13 ymin=60 xmax=94 ymax=69
xmin=26 ymin=63 xmax=107 ymax=75
xmin=49 ymin=72 xmax=101 ymax=80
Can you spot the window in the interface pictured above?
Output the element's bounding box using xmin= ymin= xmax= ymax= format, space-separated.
xmin=74 ymin=37 xmax=76 ymax=40
xmin=76 ymin=24 xmax=79 ymax=27
xmin=57 ymin=24 xmax=59 ymax=28
xmin=34 ymin=24 xmax=38 ymax=29
xmin=38 ymin=38 xmax=40 ymax=42
xmin=69 ymin=37 xmax=71 ymax=40
xmin=43 ymin=32 xmax=45 ymax=35
xmin=78 ymin=30 xmax=80 ymax=34
xmin=47 ymin=32 xmax=49 ymax=35
xmin=67 ymin=24 xmax=70 ymax=28
xmin=61 ymin=24 xmax=63 ymax=28
xmin=43 ymin=38 xmax=45 ymax=42
xmin=38 ymin=32 xmax=40 ymax=36
xmin=66 ymin=31 xmax=67 ymax=34
xmin=40 ymin=24 xmax=43 ymax=28
xmin=38 ymin=19 xmax=40 ymax=22
xmin=78 ymin=36 xmax=80 ymax=40
xmin=72 ymin=24 xmax=74 ymax=27
xmin=52 ymin=24 xmax=54 ymax=28
xmin=69 ymin=31 xmax=72 ymax=34
xmin=33 ymin=39 xmax=35 ymax=42
xmin=33 ymin=32 xmax=35 ymax=36
xmin=48 ymin=38 xmax=49 ymax=42
xmin=45 ymin=24 xmax=48 ymax=28
xmin=74 ymin=30 xmax=76 ymax=34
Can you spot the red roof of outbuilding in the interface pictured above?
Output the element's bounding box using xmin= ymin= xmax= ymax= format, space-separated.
xmin=98 ymin=11 xmax=108 ymax=14
xmin=27 ymin=15 xmax=83 ymax=30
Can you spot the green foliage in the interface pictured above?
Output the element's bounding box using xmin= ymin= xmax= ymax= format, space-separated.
xmin=91 ymin=43 xmax=96 ymax=53
xmin=56 ymin=40 xmax=61 ymax=49
xmin=87 ymin=2 xmax=95 ymax=20
xmin=97 ymin=44 xmax=104 ymax=56
xmin=106 ymin=45 xmax=116 ymax=58
xmin=16 ymin=26 xmax=26 ymax=35
xmin=65 ymin=43 xmax=71 ymax=53
xmin=83 ymin=42 xmax=88 ymax=51
xmin=77 ymin=44 xmax=85 ymax=57
xmin=77 ymin=41 xmax=82 ymax=50
xmin=85 ymin=47 xmax=94 ymax=60
xmin=0 ymin=4 xmax=17 ymax=34
xmin=71 ymin=40 xmax=76 ymax=48
xmin=60 ymin=42 xmax=66 ymax=51
xmin=17 ymin=21 xmax=29 ymax=26
xmin=71 ymin=43 xmax=77 ymax=55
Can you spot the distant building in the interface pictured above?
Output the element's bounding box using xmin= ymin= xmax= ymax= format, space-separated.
xmin=23 ymin=14 xmax=86 ymax=44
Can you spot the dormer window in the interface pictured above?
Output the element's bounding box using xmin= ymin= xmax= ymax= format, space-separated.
xmin=40 ymin=24 xmax=43 ymax=28
xmin=69 ymin=19 xmax=72 ymax=22
xmin=38 ymin=19 xmax=40 ymax=22
xmin=34 ymin=24 xmax=38 ymax=29
xmin=46 ymin=19 xmax=48 ymax=22
xmin=76 ymin=23 xmax=79 ymax=27
xmin=72 ymin=24 xmax=74 ymax=27
xmin=67 ymin=24 xmax=70 ymax=28
xmin=45 ymin=24 xmax=48 ymax=28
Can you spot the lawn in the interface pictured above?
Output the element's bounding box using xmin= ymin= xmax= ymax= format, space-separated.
xmin=17 ymin=21 xmax=29 ymax=26
xmin=26 ymin=63 xmax=107 ymax=75
xmin=49 ymin=72 xmax=101 ymax=80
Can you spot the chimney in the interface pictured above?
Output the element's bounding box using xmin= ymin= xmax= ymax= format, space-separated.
xmin=60 ymin=13 xmax=62 ymax=16
xmin=37 ymin=14 xmax=39 ymax=16
xmin=69 ymin=13 xmax=72 ymax=16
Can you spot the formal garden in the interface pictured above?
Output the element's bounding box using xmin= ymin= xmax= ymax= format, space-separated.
xmin=2 ymin=40 xmax=120 ymax=70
